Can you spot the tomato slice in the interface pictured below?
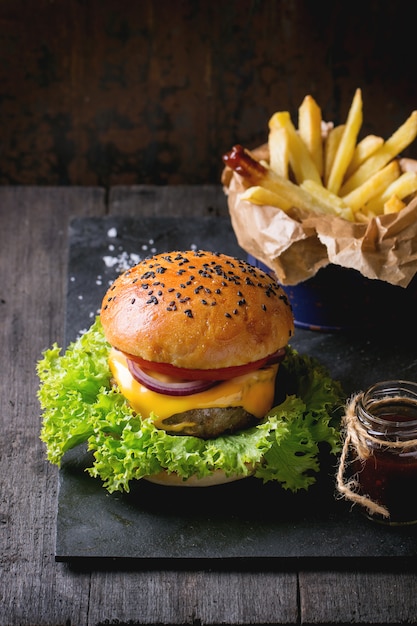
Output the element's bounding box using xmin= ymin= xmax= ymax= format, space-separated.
xmin=124 ymin=349 xmax=285 ymax=381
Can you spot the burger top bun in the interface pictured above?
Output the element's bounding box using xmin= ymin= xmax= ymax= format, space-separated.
xmin=100 ymin=250 xmax=294 ymax=370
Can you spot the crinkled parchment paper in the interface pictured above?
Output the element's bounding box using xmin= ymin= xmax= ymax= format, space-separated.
xmin=222 ymin=155 xmax=417 ymax=288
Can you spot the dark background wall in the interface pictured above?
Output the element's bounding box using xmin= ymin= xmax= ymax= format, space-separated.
xmin=0 ymin=0 xmax=416 ymax=188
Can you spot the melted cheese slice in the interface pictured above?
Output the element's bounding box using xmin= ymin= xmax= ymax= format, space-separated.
xmin=109 ymin=348 xmax=278 ymax=427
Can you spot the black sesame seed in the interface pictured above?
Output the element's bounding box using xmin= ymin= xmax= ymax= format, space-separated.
xmin=184 ymin=309 xmax=193 ymax=318
xmin=225 ymin=312 xmax=232 ymax=318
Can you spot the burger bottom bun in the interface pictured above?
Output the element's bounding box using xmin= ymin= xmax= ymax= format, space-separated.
xmin=144 ymin=466 xmax=255 ymax=487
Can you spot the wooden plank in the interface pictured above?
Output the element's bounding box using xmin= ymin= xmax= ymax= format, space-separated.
xmin=1 ymin=2 xmax=417 ymax=187
xmin=108 ymin=184 xmax=230 ymax=217
xmin=299 ymin=571 xmax=417 ymax=624
xmin=0 ymin=187 xmax=105 ymax=625
xmin=87 ymin=571 xmax=299 ymax=625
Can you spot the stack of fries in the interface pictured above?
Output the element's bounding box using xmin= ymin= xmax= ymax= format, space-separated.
xmin=223 ymin=89 xmax=417 ymax=223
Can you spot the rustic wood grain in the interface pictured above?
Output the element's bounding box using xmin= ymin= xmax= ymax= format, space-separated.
xmin=0 ymin=187 xmax=105 ymax=625
xmin=87 ymin=570 xmax=299 ymax=625
xmin=2 ymin=185 xmax=417 ymax=625
xmin=109 ymin=183 xmax=230 ymax=217
xmin=299 ymin=570 xmax=417 ymax=624
xmin=1 ymin=0 xmax=417 ymax=187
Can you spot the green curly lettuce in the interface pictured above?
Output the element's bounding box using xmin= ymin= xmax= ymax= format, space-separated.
xmin=37 ymin=318 xmax=343 ymax=493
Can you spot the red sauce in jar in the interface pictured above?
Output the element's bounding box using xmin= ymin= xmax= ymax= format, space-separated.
xmin=356 ymin=418 xmax=417 ymax=524
xmin=355 ymin=392 xmax=417 ymax=525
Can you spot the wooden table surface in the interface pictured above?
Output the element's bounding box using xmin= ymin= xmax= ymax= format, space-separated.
xmin=2 ymin=185 xmax=417 ymax=625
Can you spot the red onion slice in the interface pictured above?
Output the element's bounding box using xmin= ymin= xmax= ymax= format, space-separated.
xmin=126 ymin=347 xmax=286 ymax=396
xmin=264 ymin=348 xmax=286 ymax=367
xmin=127 ymin=359 xmax=219 ymax=396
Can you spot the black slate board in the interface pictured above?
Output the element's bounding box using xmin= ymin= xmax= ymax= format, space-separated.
xmin=58 ymin=216 xmax=417 ymax=569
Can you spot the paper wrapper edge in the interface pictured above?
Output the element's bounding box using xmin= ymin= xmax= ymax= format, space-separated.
xmin=223 ymin=162 xmax=417 ymax=289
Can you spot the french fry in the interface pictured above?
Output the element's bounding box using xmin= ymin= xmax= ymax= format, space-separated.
xmin=324 ymin=125 xmax=345 ymax=187
xmin=340 ymin=110 xmax=417 ymax=195
xmin=300 ymin=180 xmax=354 ymax=221
xmin=361 ymin=171 xmax=417 ymax=215
xmin=326 ymin=88 xmax=363 ymax=195
xmin=354 ymin=209 xmax=375 ymax=223
xmin=384 ymin=194 xmax=406 ymax=215
xmin=223 ymin=92 xmax=417 ymax=224
xmin=268 ymin=126 xmax=289 ymax=178
xmin=298 ymin=95 xmax=324 ymax=178
xmin=223 ymin=145 xmax=335 ymax=216
xmin=269 ymin=111 xmax=322 ymax=185
xmin=399 ymin=157 xmax=417 ymax=174
xmin=345 ymin=134 xmax=384 ymax=178
xmin=240 ymin=186 xmax=294 ymax=212
xmin=342 ymin=160 xmax=400 ymax=212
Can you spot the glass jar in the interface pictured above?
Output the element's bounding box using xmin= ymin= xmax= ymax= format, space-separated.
xmin=354 ymin=380 xmax=417 ymax=525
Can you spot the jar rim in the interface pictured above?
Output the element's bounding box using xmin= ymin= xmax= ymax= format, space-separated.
xmin=358 ymin=380 xmax=417 ymax=433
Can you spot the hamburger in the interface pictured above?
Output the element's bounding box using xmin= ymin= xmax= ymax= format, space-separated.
xmin=37 ymin=250 xmax=342 ymax=492
xmin=100 ymin=249 xmax=294 ymax=485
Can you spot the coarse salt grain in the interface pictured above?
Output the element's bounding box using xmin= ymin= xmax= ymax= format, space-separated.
xmin=102 ymin=251 xmax=143 ymax=273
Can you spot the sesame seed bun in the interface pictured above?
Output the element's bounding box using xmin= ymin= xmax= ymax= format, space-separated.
xmin=100 ymin=250 xmax=294 ymax=370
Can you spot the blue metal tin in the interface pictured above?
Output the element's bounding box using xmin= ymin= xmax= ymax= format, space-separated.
xmin=248 ymin=255 xmax=417 ymax=332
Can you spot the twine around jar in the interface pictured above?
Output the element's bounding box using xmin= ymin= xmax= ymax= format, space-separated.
xmin=336 ymin=392 xmax=417 ymax=519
